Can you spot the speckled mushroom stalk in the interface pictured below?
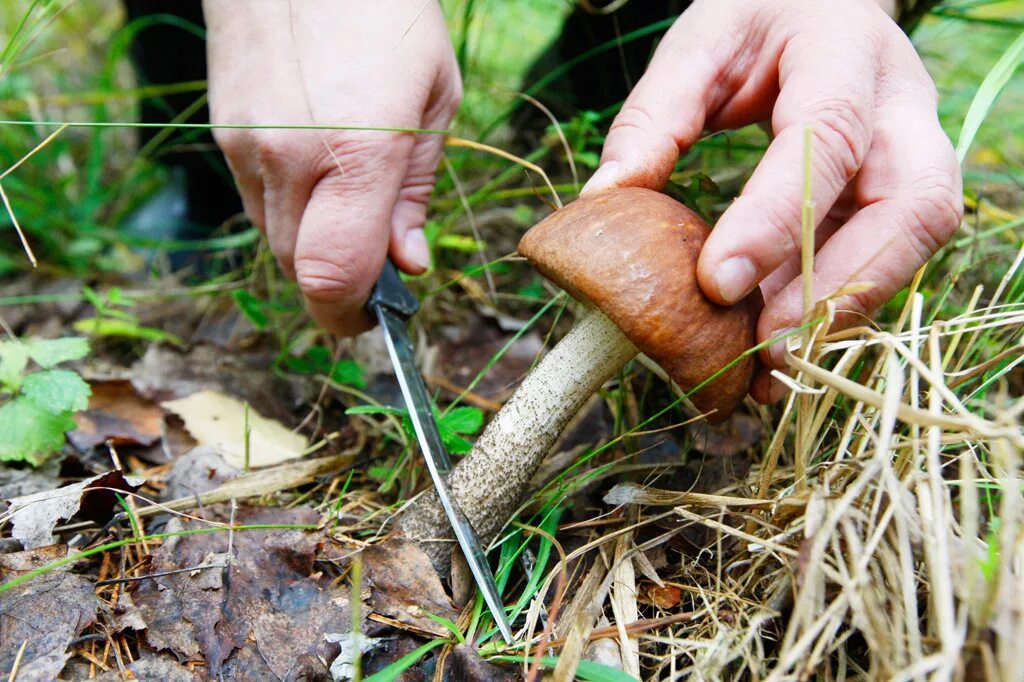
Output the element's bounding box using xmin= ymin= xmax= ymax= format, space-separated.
xmin=398 ymin=188 xmax=762 ymax=568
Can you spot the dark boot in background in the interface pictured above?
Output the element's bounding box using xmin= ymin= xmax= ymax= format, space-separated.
xmin=120 ymin=0 xmax=242 ymax=269
xmin=512 ymin=1 xmax=691 ymax=149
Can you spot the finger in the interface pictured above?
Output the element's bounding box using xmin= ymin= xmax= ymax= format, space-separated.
xmin=698 ymin=35 xmax=877 ymax=305
xmin=213 ymin=128 xmax=267 ymax=232
xmin=388 ymin=52 xmax=460 ymax=275
xmin=758 ymin=189 xmax=853 ymax=302
xmin=581 ymin=2 xmax=745 ymax=194
xmin=750 ymin=367 xmax=790 ymax=405
xmin=293 ymin=131 xmax=415 ymax=336
xmin=260 ymin=131 xmax=323 ymax=279
xmin=757 ymin=103 xmax=962 ymax=368
xmin=387 ymin=130 xmax=446 ymax=274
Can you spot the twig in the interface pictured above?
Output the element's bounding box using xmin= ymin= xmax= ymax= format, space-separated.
xmin=94 ymin=561 xmax=227 ymax=586
xmin=7 ymin=640 xmax=27 ymax=682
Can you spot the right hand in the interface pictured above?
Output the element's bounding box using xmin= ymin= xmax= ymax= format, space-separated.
xmin=203 ymin=0 xmax=461 ymax=334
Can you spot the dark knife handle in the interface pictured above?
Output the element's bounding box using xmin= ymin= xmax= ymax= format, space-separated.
xmin=368 ymin=259 xmax=420 ymax=320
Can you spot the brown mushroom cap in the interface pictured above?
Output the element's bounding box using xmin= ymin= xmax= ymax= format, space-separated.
xmin=518 ymin=187 xmax=761 ymax=422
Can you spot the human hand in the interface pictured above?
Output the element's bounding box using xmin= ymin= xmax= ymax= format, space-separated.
xmin=204 ymin=0 xmax=461 ymax=334
xmin=582 ymin=0 xmax=962 ymax=402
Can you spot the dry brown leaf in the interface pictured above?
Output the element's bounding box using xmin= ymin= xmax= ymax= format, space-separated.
xmin=70 ymin=379 xmax=164 ymax=449
xmin=161 ymin=389 xmax=307 ymax=468
xmin=638 ymin=583 xmax=683 ymax=610
xmin=361 ymin=539 xmax=459 ymax=638
xmin=5 ymin=470 xmax=143 ymax=549
xmin=0 ymin=546 xmax=99 ymax=681
xmin=128 ymin=506 xmax=346 ymax=680
xmin=686 ymin=412 xmax=763 ymax=456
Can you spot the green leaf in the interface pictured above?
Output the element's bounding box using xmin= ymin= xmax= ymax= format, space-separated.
xmin=345 ymin=405 xmax=407 ymax=418
xmin=0 ymin=396 xmax=76 ymax=465
xmin=329 ymin=359 xmax=366 ymax=389
xmin=0 ymin=341 xmax=29 ymax=390
xmin=22 ymin=369 xmax=91 ymax=414
xmin=24 ymin=337 xmax=89 ymax=368
xmin=439 ymin=406 xmax=484 ymax=435
xmin=73 ymin=317 xmax=184 ymax=347
xmin=361 ymin=639 xmax=447 ymax=682
xmin=956 ymin=27 xmax=1024 ymax=164
xmin=422 ymin=612 xmax=465 ymax=644
xmin=443 ymin=433 xmax=474 ymax=455
xmin=438 ymin=406 xmax=484 ymax=454
xmin=437 ymin=234 xmax=486 ymax=252
xmin=232 ymin=289 xmax=269 ymax=330
xmin=106 ymin=287 xmax=135 ymax=308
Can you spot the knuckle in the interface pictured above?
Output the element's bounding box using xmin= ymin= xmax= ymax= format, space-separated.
xmin=742 ymin=194 xmax=801 ymax=255
xmin=314 ymin=131 xmax=406 ymax=186
xmin=444 ymin=79 xmax=464 ymax=115
xmin=843 ymin=284 xmax=885 ymax=318
xmin=252 ymin=130 xmax=295 ymax=173
xmin=807 ymin=97 xmax=871 ymax=179
xmin=294 ymin=254 xmax=365 ymax=305
xmin=212 ymin=128 xmax=248 ymax=159
xmin=607 ymin=102 xmax=690 ymax=160
xmin=609 ymin=104 xmax=660 ymax=139
xmin=902 ymin=169 xmax=963 ymax=256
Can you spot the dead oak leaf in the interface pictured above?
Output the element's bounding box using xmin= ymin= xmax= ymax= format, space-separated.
xmin=5 ymin=470 xmax=143 ymax=549
xmin=361 ymin=539 xmax=458 ymax=638
xmin=70 ymin=379 xmax=164 ymax=450
xmin=0 ymin=546 xmax=99 ymax=682
xmin=128 ymin=506 xmax=348 ymax=680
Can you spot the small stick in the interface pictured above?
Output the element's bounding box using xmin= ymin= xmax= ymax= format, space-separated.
xmin=7 ymin=639 xmax=27 ymax=682
xmin=94 ymin=561 xmax=226 ymax=586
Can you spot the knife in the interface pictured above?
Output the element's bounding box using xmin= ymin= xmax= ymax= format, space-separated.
xmin=367 ymin=260 xmax=515 ymax=645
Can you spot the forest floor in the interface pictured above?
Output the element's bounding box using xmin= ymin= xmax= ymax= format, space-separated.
xmin=0 ymin=2 xmax=1022 ymax=681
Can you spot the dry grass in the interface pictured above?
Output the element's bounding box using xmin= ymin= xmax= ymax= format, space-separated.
xmin=508 ymin=246 xmax=1023 ymax=680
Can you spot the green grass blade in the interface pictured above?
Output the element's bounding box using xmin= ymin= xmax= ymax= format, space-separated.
xmin=489 ymin=655 xmax=639 ymax=682
xmin=956 ymin=27 xmax=1024 ymax=164
xmin=361 ymin=639 xmax=447 ymax=682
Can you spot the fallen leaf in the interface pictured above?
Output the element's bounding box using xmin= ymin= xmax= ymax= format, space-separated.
xmin=130 ymin=344 xmax=305 ymax=425
xmin=361 ymin=539 xmax=458 ymax=638
xmin=638 ymin=582 xmax=683 ymax=610
xmin=447 ymin=644 xmax=520 ymax=682
xmin=5 ymin=470 xmax=143 ymax=549
xmin=326 ymin=632 xmax=388 ymax=681
xmin=687 ymin=413 xmax=763 ymax=457
xmin=70 ymin=379 xmax=164 ymax=450
xmin=161 ymin=445 xmax=240 ymax=501
xmin=128 ymin=506 xmax=348 ymax=679
xmin=162 ymin=390 xmax=307 ymax=469
xmin=91 ymin=655 xmax=201 ymax=682
xmin=0 ymin=545 xmax=99 ymax=682
xmin=0 ymin=459 xmax=62 ymax=499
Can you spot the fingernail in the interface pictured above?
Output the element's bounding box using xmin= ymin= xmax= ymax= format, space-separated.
xmin=581 ymin=161 xmax=620 ymax=195
xmin=768 ymin=327 xmax=798 ymax=367
xmin=404 ymin=229 xmax=431 ymax=272
xmin=714 ymin=257 xmax=757 ymax=303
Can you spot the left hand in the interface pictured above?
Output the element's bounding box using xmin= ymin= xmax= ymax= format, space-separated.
xmin=582 ymin=0 xmax=963 ymax=403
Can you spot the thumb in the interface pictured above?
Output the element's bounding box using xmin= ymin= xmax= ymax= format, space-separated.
xmin=581 ymin=11 xmax=727 ymax=195
xmin=387 ymin=130 xmax=447 ymax=275
xmin=293 ymin=131 xmax=413 ymax=336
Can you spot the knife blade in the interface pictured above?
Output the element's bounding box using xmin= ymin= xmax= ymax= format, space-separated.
xmin=367 ymin=260 xmax=515 ymax=645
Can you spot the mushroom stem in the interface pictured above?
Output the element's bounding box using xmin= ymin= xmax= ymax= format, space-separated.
xmin=398 ymin=307 xmax=638 ymax=566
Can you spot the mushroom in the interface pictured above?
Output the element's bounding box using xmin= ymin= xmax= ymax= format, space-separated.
xmin=398 ymin=187 xmax=761 ymax=565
